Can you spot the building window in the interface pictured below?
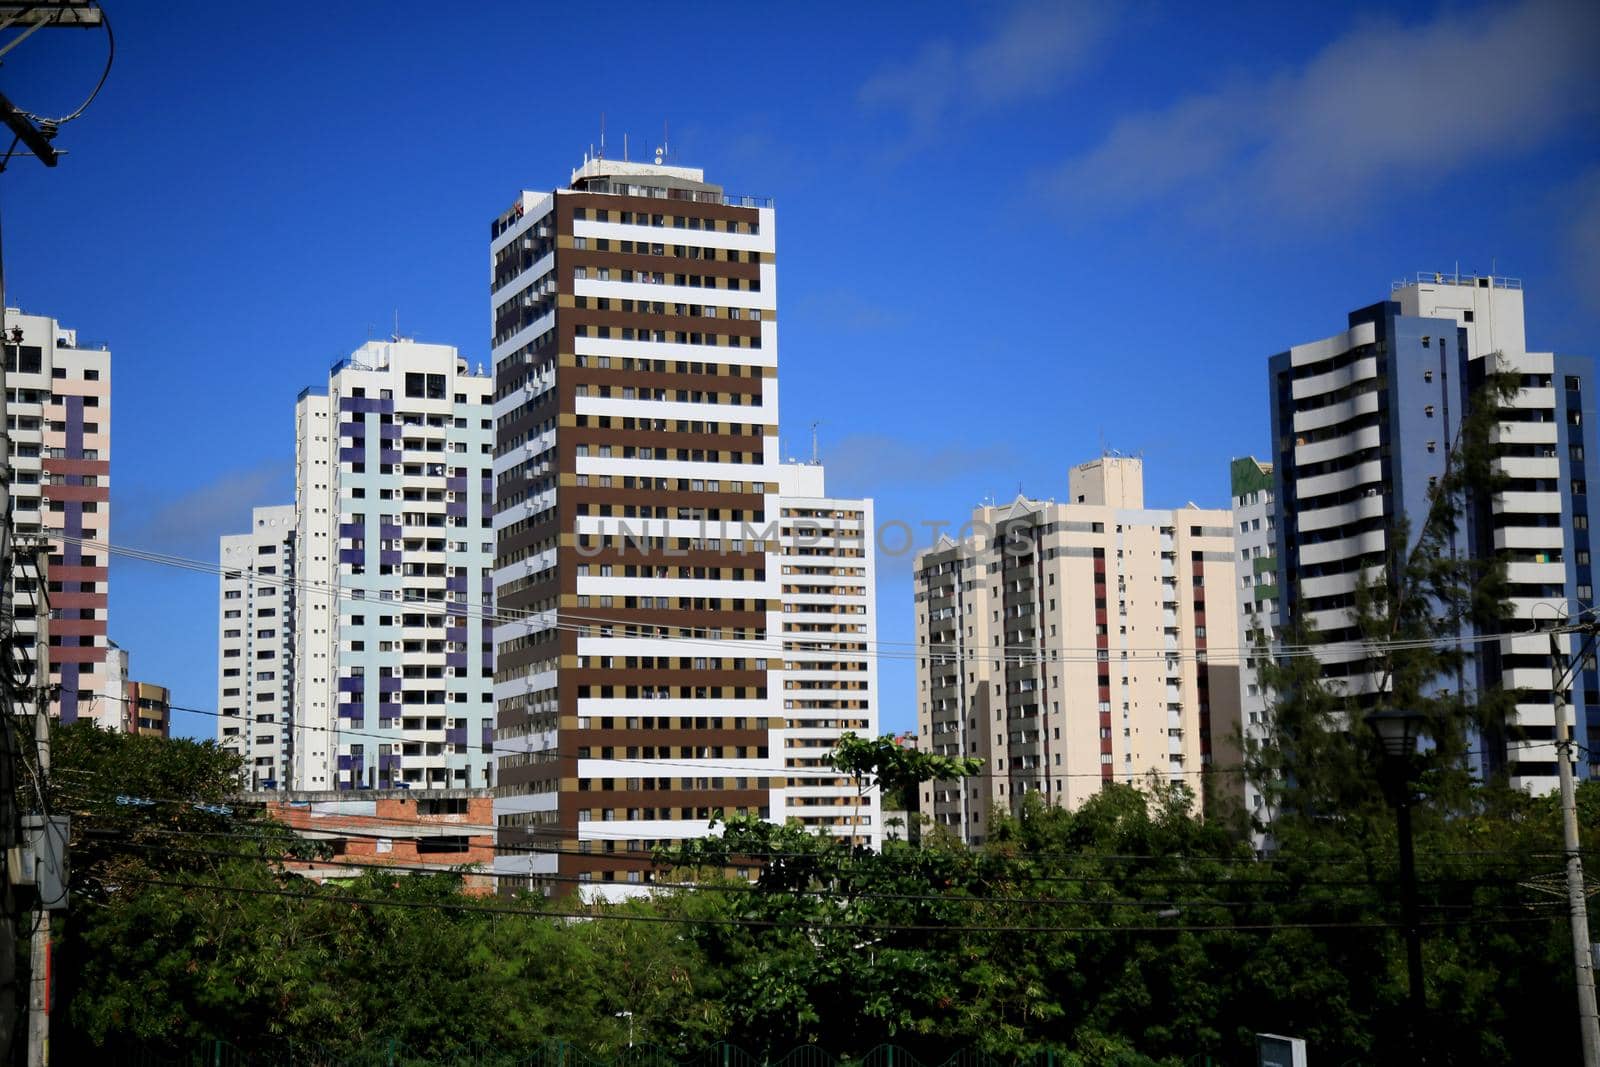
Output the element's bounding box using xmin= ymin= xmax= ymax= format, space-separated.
xmin=1424 ymin=405 xmax=1435 ymax=418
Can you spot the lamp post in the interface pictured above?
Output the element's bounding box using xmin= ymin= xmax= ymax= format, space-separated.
xmin=1366 ymin=708 xmax=1427 ymax=1049
xmin=614 ymin=1010 xmax=633 ymax=1048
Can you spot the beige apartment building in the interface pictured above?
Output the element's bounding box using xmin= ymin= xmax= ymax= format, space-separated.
xmin=913 ymin=456 xmax=1241 ymax=844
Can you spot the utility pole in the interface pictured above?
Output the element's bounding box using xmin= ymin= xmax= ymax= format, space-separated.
xmin=24 ymin=545 xmax=48 ymax=1067
xmin=0 ymin=521 xmax=15 ymax=1066
xmin=0 ymin=8 xmax=108 ymax=1063
xmin=1550 ymin=624 xmax=1600 ymax=1067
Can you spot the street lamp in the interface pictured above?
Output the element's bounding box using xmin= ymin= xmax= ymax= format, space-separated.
xmin=1366 ymin=708 xmax=1427 ymax=1051
xmin=614 ymin=1010 xmax=633 ymax=1048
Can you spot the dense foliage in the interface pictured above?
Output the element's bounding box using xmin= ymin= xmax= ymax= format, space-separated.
xmin=39 ymin=723 xmax=1595 ymax=1066
xmin=41 ymin=369 xmax=1592 ymax=1064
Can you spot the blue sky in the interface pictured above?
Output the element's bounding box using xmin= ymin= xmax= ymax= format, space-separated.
xmin=4 ymin=0 xmax=1597 ymax=740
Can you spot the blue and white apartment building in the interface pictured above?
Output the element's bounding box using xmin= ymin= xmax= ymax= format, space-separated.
xmin=1268 ymin=273 xmax=1600 ymax=794
xmin=219 ymin=339 xmax=497 ymax=791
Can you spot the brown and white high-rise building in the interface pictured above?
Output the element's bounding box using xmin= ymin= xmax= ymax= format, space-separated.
xmin=489 ymin=159 xmax=793 ymax=897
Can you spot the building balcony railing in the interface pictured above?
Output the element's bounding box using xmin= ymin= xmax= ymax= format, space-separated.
xmin=574 ymin=178 xmax=772 ymax=209
xmin=1391 ymin=271 xmax=1522 ymax=291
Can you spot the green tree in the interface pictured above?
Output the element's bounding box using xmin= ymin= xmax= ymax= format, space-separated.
xmin=830 ymin=731 xmax=981 ymax=841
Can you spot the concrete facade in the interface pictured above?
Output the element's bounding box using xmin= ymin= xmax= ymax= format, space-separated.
xmin=257 ymin=789 xmax=496 ymax=895
xmin=292 ymin=340 xmax=496 ymax=792
xmin=489 ymin=160 xmax=879 ymax=898
xmin=777 ymin=462 xmax=881 ymax=847
xmin=219 ymin=504 xmax=297 ymax=788
xmin=913 ymin=457 xmax=1241 ymax=845
xmin=3 ymin=309 xmax=114 ymax=726
xmin=125 ymin=680 xmax=171 ymax=737
xmin=1268 ymin=274 xmax=1600 ymax=793
xmin=219 ymin=340 xmax=496 ymax=793
xmin=1229 ymin=457 xmax=1279 ymax=845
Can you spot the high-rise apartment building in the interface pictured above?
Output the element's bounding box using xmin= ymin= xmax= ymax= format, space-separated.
xmin=1229 ymin=457 xmax=1279 ymax=840
xmin=219 ymin=504 xmax=296 ymax=788
xmin=777 ymin=462 xmax=880 ymax=846
xmin=125 ymin=680 xmax=171 ymax=737
xmin=489 ymin=158 xmax=790 ymax=896
xmin=1268 ymin=274 xmax=1599 ymax=793
xmin=913 ymin=457 xmax=1240 ymax=845
xmin=219 ymin=340 xmax=496 ymax=792
xmin=3 ymin=309 xmax=114 ymax=726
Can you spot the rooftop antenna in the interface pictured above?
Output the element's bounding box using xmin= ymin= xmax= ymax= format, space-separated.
xmin=663 ymin=119 xmax=669 ymax=163
xmin=392 ymin=308 xmax=400 ymax=343
xmin=810 ymin=420 xmax=821 ymax=464
xmin=599 ymin=112 xmax=605 ymax=159
xmin=624 ymin=132 xmax=629 ymax=162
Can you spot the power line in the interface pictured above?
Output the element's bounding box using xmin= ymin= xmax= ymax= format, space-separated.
xmin=106 ymin=874 xmax=1560 ymax=936
xmin=71 ymin=689 xmax=1260 ymax=781
xmin=54 ymin=783 xmax=1594 ymax=880
xmin=56 ymin=533 xmax=1559 ymax=666
xmin=18 ymin=4 xmax=113 ymax=126
xmin=53 ymin=769 xmax=1589 ymax=862
xmin=90 ymin=836 xmax=1563 ymax=921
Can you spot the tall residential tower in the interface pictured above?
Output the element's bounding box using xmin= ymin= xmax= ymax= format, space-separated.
xmin=219 ymin=504 xmax=297 ymax=788
xmin=219 ymin=340 xmax=496 ymax=792
xmin=489 ymin=159 xmax=877 ymax=895
xmin=1229 ymin=457 xmax=1279 ymax=841
xmin=1268 ymin=274 xmax=1599 ymax=793
xmin=913 ymin=457 xmax=1241 ymax=845
xmin=3 ymin=310 xmax=114 ymax=725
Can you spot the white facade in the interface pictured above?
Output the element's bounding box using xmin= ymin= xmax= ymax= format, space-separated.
xmin=1229 ymin=458 xmax=1278 ymax=846
xmin=1272 ymin=274 xmax=1592 ymax=796
xmin=777 ymin=462 xmax=881 ymax=847
xmin=219 ymin=341 xmax=496 ymax=793
xmin=218 ymin=505 xmax=297 ymax=788
xmin=1394 ymin=275 xmax=1579 ymax=793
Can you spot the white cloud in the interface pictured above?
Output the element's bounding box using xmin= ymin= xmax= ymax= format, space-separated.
xmin=823 ymin=433 xmax=1020 ymax=496
xmin=1570 ymin=168 xmax=1600 ymax=314
xmin=1042 ymin=0 xmax=1600 ymax=219
xmin=794 ymin=289 xmax=901 ymax=333
xmin=860 ymin=2 xmax=1113 ymax=137
xmin=121 ymin=460 xmax=291 ymax=560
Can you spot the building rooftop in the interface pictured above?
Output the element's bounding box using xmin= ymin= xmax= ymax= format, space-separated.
xmin=1392 ymin=271 xmax=1521 ymax=292
xmin=570 ymin=157 xmax=707 ymax=186
xmin=564 ymin=156 xmax=772 ymax=209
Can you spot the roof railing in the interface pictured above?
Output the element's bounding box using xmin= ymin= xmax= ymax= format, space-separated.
xmin=1392 ymin=271 xmax=1522 ymax=292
